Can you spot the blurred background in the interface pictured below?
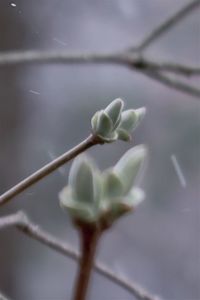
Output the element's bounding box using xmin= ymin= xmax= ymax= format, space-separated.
xmin=0 ymin=0 xmax=199 ymax=299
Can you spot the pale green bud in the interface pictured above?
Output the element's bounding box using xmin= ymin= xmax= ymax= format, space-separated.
xmin=98 ymin=146 xmax=147 ymax=222
xmin=91 ymin=98 xmax=124 ymax=142
xmin=104 ymin=187 xmax=145 ymax=222
xmin=59 ymin=145 xmax=147 ymax=225
xmin=133 ymin=107 xmax=146 ymax=128
xmin=119 ymin=110 xmax=137 ymax=132
xmin=124 ymin=187 xmax=145 ymax=207
xmin=104 ymin=98 xmax=124 ymax=128
xmin=59 ymin=187 xmax=98 ymax=222
xmin=117 ymin=128 xmax=131 ymax=142
xmin=60 ymin=155 xmax=102 ymax=222
xmin=92 ymin=110 xmax=113 ymax=136
xmin=114 ymin=145 xmax=147 ymax=194
xmin=102 ymin=171 xmax=123 ymax=198
xmin=117 ymin=107 xmax=146 ymax=141
xmin=91 ymin=99 xmax=146 ymax=143
xmin=68 ymin=155 xmax=95 ymax=203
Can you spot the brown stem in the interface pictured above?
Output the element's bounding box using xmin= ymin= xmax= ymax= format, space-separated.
xmin=0 ymin=134 xmax=100 ymax=207
xmin=73 ymin=224 xmax=101 ymax=300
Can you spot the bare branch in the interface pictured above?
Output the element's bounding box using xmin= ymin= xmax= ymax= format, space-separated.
xmin=132 ymin=0 xmax=200 ymax=52
xmin=94 ymin=264 xmax=161 ymax=300
xmin=143 ymin=70 xmax=200 ymax=99
xmin=0 ymin=211 xmax=78 ymax=260
xmin=0 ymin=211 xmax=161 ymax=300
xmin=131 ymin=58 xmax=200 ymax=77
xmin=0 ymin=134 xmax=100 ymax=207
xmin=0 ymin=50 xmax=127 ymax=66
xmin=0 ymin=2 xmax=198 ymax=103
xmin=149 ymin=63 xmax=200 ymax=77
xmin=0 ymin=50 xmax=199 ymax=100
xmin=0 ymin=50 xmax=200 ymax=78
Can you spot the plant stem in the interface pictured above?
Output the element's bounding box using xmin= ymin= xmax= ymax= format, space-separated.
xmin=0 ymin=134 xmax=100 ymax=207
xmin=73 ymin=225 xmax=101 ymax=300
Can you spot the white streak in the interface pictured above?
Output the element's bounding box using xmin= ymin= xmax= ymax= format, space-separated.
xmin=171 ymin=154 xmax=187 ymax=188
xmin=10 ymin=3 xmax=16 ymax=7
xmin=47 ymin=150 xmax=66 ymax=177
xmin=29 ymin=90 xmax=40 ymax=95
xmin=53 ymin=38 xmax=67 ymax=46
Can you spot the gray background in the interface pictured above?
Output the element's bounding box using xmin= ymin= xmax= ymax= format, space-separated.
xmin=0 ymin=0 xmax=199 ymax=299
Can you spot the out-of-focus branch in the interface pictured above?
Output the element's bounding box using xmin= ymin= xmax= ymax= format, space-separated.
xmin=144 ymin=70 xmax=200 ymax=98
xmin=0 ymin=211 xmax=161 ymax=300
xmin=0 ymin=50 xmax=199 ymax=99
xmin=0 ymin=134 xmax=101 ymax=207
xmin=131 ymin=0 xmax=200 ymax=52
xmin=0 ymin=49 xmax=200 ymax=79
xmin=0 ymin=50 xmax=199 ymax=77
xmin=0 ymin=50 xmax=127 ymax=66
xmin=133 ymin=59 xmax=200 ymax=76
xmin=0 ymin=211 xmax=78 ymax=260
xmin=0 ymin=1 xmax=199 ymax=100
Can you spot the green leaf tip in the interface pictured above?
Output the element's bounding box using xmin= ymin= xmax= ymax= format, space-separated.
xmin=104 ymin=98 xmax=124 ymax=128
xmin=91 ymin=98 xmax=146 ymax=143
xmin=59 ymin=145 xmax=147 ymax=226
xmin=114 ymin=145 xmax=147 ymax=194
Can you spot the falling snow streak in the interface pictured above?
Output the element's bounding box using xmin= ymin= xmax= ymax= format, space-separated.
xmin=47 ymin=150 xmax=66 ymax=177
xmin=29 ymin=90 xmax=41 ymax=95
xmin=53 ymin=38 xmax=67 ymax=46
xmin=171 ymin=154 xmax=187 ymax=188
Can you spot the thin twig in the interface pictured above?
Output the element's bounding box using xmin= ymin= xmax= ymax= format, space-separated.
xmin=0 ymin=2 xmax=198 ymax=101
xmin=0 ymin=134 xmax=100 ymax=207
xmin=0 ymin=50 xmax=200 ymax=78
xmin=0 ymin=211 xmax=78 ymax=259
xmin=143 ymin=70 xmax=200 ymax=99
xmin=0 ymin=50 xmax=127 ymax=66
xmin=0 ymin=211 xmax=161 ymax=300
xmin=0 ymin=50 xmax=199 ymax=99
xmin=132 ymin=58 xmax=200 ymax=76
xmin=131 ymin=0 xmax=200 ymax=52
xmin=153 ymin=64 xmax=200 ymax=76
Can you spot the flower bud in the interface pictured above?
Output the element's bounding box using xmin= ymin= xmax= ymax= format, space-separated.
xmin=59 ymin=145 xmax=147 ymax=225
xmin=114 ymin=145 xmax=147 ymax=194
xmin=91 ymin=99 xmax=146 ymax=143
xmin=60 ymin=155 xmax=102 ymax=222
xmin=104 ymin=98 xmax=124 ymax=128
